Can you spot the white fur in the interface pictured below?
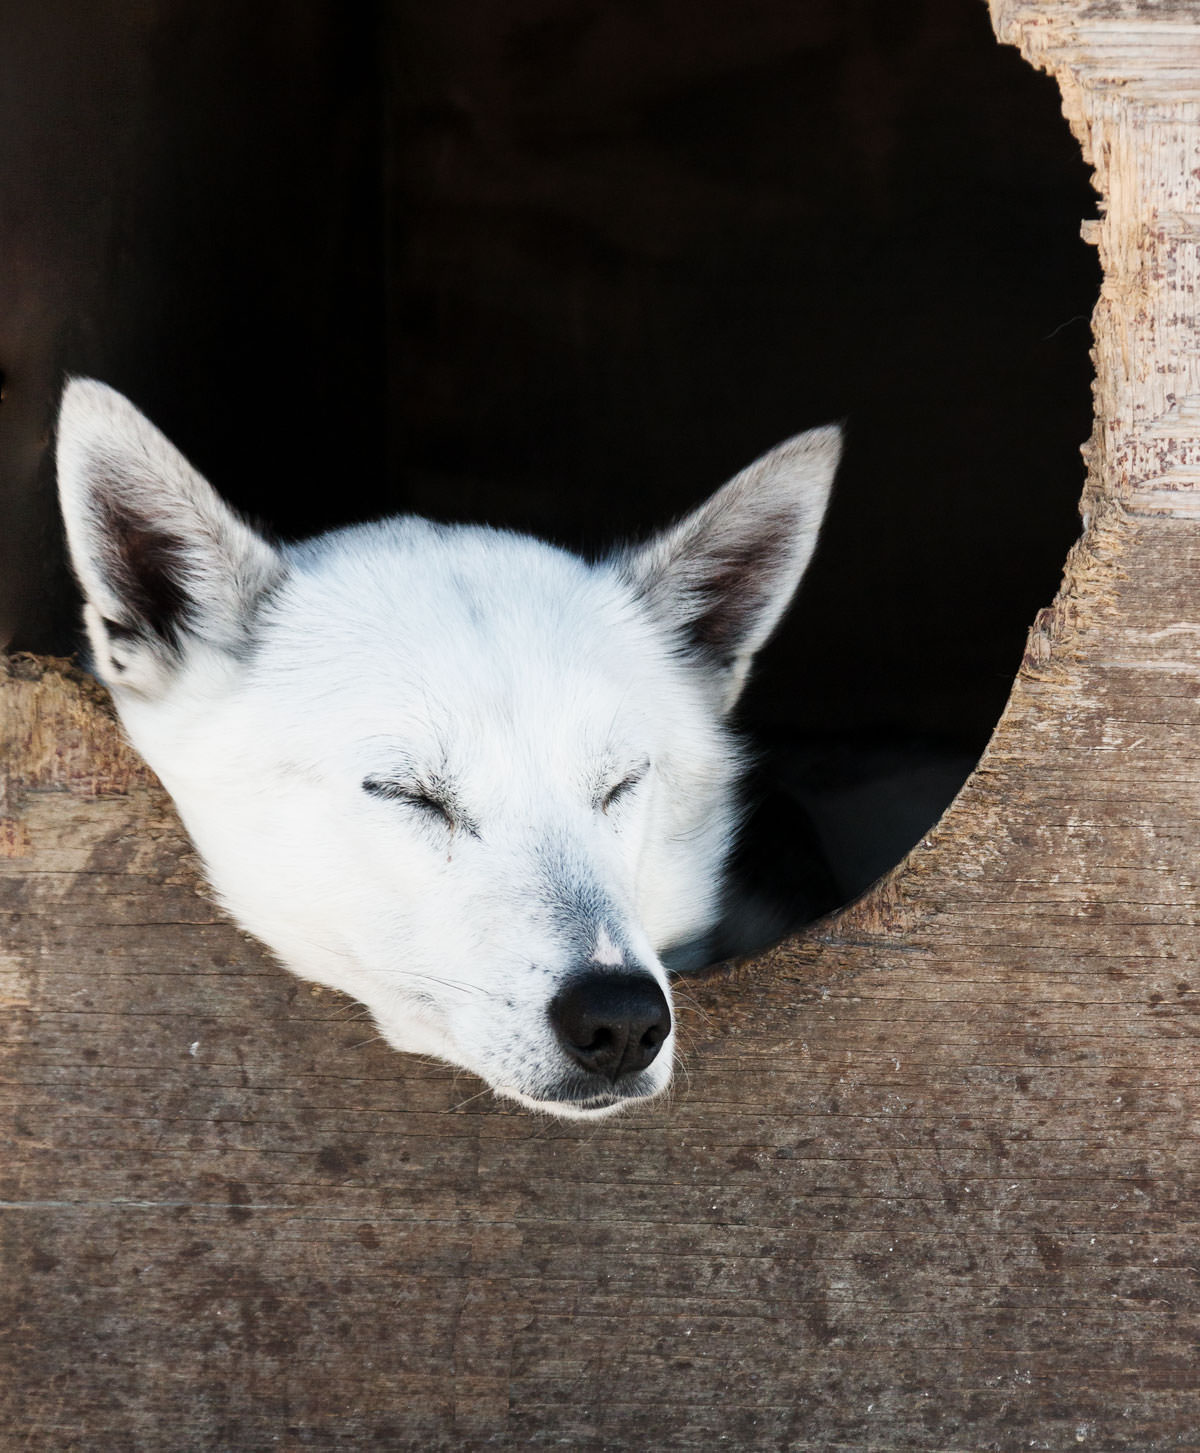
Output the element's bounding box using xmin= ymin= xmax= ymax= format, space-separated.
xmin=56 ymin=378 xmax=839 ymax=1118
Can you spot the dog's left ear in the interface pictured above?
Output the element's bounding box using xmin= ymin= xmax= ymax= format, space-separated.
xmin=56 ymin=378 xmax=283 ymax=697
xmin=622 ymin=424 xmax=841 ymax=712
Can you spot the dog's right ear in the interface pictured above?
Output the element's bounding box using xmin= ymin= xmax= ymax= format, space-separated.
xmin=621 ymin=424 xmax=841 ymax=713
xmin=56 ymin=378 xmax=283 ymax=696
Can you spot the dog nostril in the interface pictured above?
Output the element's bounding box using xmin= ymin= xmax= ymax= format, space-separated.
xmin=582 ymin=1026 xmax=614 ymax=1053
xmin=549 ymin=970 xmax=672 ymax=1081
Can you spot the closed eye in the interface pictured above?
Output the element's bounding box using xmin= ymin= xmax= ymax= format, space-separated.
xmin=600 ymin=762 xmax=650 ymax=813
xmin=362 ymin=777 xmax=457 ymax=832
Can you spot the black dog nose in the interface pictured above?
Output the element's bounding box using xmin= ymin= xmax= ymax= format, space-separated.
xmin=549 ymin=971 xmax=672 ymax=1080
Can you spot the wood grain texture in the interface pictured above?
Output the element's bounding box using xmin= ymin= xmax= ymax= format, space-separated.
xmin=4 ymin=4 xmax=1200 ymax=1448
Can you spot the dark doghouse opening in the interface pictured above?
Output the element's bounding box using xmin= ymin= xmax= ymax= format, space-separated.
xmin=0 ymin=1 xmax=1098 ymax=961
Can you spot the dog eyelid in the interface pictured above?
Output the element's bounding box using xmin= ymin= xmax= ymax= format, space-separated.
xmin=600 ymin=760 xmax=650 ymax=813
xmin=362 ymin=776 xmax=457 ymax=830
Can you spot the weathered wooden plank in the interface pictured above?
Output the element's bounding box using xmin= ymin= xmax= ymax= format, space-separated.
xmin=5 ymin=547 xmax=1200 ymax=1453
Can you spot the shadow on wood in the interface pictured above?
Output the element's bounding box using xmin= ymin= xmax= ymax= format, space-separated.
xmin=3 ymin=3 xmax=1200 ymax=1448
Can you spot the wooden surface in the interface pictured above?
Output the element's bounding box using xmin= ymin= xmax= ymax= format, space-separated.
xmin=4 ymin=3 xmax=1200 ymax=1448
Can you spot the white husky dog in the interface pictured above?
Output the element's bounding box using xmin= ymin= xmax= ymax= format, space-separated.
xmin=56 ymin=379 xmax=839 ymax=1118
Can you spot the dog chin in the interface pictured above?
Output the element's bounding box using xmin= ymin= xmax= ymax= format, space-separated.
xmin=494 ymin=1075 xmax=670 ymax=1121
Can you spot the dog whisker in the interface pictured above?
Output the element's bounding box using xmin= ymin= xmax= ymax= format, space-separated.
xmin=346 ymin=1033 xmax=386 ymax=1051
xmin=448 ymin=1083 xmax=496 ymax=1113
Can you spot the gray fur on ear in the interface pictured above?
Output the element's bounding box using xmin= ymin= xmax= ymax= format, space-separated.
xmin=56 ymin=378 xmax=283 ymax=696
xmin=620 ymin=424 xmax=841 ymax=711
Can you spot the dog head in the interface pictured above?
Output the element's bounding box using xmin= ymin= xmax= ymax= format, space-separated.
xmin=56 ymin=379 xmax=839 ymax=1116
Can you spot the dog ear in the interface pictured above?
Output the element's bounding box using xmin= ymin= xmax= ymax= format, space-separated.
xmin=622 ymin=424 xmax=841 ymax=712
xmin=56 ymin=378 xmax=283 ymax=696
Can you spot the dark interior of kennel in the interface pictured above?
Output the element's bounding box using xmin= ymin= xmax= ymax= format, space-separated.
xmin=0 ymin=0 xmax=1098 ymax=943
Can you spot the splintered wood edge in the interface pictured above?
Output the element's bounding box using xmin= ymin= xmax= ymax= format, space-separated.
xmin=833 ymin=0 xmax=1200 ymax=945
xmin=0 ymin=654 xmax=159 ymax=852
